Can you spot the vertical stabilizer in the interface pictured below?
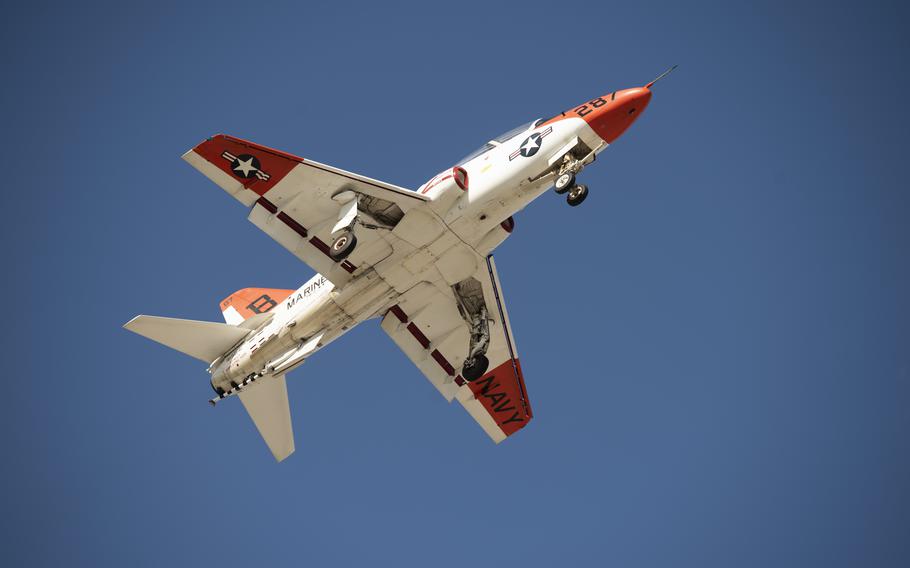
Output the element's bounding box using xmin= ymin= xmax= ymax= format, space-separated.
xmin=220 ymin=288 xmax=295 ymax=324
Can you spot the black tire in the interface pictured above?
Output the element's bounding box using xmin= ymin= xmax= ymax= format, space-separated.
xmin=554 ymin=172 xmax=575 ymax=194
xmin=462 ymin=354 xmax=490 ymax=382
xmin=330 ymin=231 xmax=357 ymax=260
xmin=567 ymin=184 xmax=588 ymax=207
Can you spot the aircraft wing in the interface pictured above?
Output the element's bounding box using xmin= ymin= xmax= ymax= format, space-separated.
xmin=182 ymin=134 xmax=429 ymax=287
xmin=380 ymin=255 xmax=533 ymax=442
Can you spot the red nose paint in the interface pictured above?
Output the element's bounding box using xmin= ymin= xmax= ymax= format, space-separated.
xmin=581 ymin=87 xmax=652 ymax=143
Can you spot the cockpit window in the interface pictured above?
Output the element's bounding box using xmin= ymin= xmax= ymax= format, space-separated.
xmin=456 ymin=142 xmax=496 ymax=166
xmin=456 ymin=119 xmax=542 ymax=165
xmin=492 ymin=120 xmax=537 ymax=143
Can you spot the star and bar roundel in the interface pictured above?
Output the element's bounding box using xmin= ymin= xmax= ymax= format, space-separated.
xmin=222 ymin=150 xmax=271 ymax=181
xmin=509 ymin=126 xmax=553 ymax=161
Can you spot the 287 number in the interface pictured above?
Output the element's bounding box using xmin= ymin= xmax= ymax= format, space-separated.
xmin=573 ymin=97 xmax=607 ymax=117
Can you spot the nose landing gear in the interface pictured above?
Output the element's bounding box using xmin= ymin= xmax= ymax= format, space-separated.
xmin=554 ymin=171 xmax=575 ymax=194
xmin=553 ymin=154 xmax=590 ymax=206
xmin=566 ymin=184 xmax=588 ymax=207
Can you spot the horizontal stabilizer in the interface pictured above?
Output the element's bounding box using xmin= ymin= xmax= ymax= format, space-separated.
xmin=239 ymin=374 xmax=295 ymax=461
xmin=123 ymin=315 xmax=250 ymax=363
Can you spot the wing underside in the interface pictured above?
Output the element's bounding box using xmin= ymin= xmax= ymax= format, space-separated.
xmin=381 ymin=256 xmax=532 ymax=442
xmin=182 ymin=134 xmax=429 ymax=288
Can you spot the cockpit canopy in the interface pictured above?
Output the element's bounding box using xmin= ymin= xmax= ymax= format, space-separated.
xmin=456 ymin=118 xmax=545 ymax=166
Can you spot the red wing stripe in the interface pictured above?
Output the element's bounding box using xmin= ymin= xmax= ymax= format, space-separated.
xmin=257 ymin=197 xmax=310 ymax=241
xmin=406 ymin=323 xmax=430 ymax=349
xmin=388 ymin=304 xmax=408 ymax=323
xmin=308 ymin=236 xmax=359 ymax=272
xmin=390 ymin=305 xmax=457 ymax=377
xmin=309 ymin=237 xmax=331 ymax=255
xmin=255 ymin=205 xmax=356 ymax=270
xmin=277 ymin=212 xmax=308 ymax=238
xmin=431 ymin=349 xmax=455 ymax=376
xmin=256 ymin=196 xmax=278 ymax=214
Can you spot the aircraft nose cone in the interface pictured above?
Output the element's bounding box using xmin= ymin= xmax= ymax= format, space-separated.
xmin=582 ymin=87 xmax=652 ymax=143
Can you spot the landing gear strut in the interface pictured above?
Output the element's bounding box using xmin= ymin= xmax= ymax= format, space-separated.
xmin=328 ymin=190 xmax=402 ymax=263
xmin=453 ymin=278 xmax=492 ymax=383
xmin=462 ymin=325 xmax=490 ymax=382
xmin=329 ymin=191 xmax=360 ymax=262
xmin=553 ymin=154 xmax=588 ymax=205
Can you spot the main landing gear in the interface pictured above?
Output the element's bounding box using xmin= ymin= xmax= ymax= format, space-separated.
xmin=330 ymin=230 xmax=357 ymax=261
xmin=462 ymin=353 xmax=490 ymax=382
xmin=328 ymin=190 xmax=401 ymax=262
xmin=329 ymin=191 xmax=360 ymax=261
xmin=453 ymin=278 xmax=492 ymax=382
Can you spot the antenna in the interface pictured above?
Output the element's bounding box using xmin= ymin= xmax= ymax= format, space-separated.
xmin=645 ymin=65 xmax=678 ymax=89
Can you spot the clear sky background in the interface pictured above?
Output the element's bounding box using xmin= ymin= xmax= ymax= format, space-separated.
xmin=2 ymin=1 xmax=908 ymax=566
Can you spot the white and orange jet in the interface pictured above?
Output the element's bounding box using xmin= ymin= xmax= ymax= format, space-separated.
xmin=125 ymin=69 xmax=673 ymax=461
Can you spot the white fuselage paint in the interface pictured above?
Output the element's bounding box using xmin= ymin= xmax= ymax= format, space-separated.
xmin=210 ymin=117 xmax=605 ymax=392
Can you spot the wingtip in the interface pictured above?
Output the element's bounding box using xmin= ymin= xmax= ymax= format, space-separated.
xmin=273 ymin=446 xmax=295 ymax=462
xmin=183 ymin=134 xmax=227 ymax=159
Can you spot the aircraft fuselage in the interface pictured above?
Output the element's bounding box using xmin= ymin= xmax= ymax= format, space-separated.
xmin=210 ymin=86 xmax=655 ymax=399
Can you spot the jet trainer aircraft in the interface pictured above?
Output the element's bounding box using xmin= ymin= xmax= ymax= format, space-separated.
xmin=125 ymin=68 xmax=674 ymax=461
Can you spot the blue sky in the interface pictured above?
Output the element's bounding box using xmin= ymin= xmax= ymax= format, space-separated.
xmin=3 ymin=1 xmax=909 ymax=566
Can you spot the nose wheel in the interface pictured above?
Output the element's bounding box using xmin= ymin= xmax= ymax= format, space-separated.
xmin=566 ymin=184 xmax=588 ymax=207
xmin=553 ymin=151 xmax=593 ymax=206
xmin=554 ymin=172 xmax=575 ymax=194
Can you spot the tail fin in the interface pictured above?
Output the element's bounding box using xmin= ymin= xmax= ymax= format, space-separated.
xmin=123 ymin=315 xmax=250 ymax=363
xmin=239 ymin=374 xmax=295 ymax=461
xmin=220 ymin=288 xmax=295 ymax=325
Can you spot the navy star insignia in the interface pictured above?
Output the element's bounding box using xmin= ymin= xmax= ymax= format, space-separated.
xmin=221 ymin=151 xmax=271 ymax=181
xmin=509 ymin=126 xmax=553 ymax=161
